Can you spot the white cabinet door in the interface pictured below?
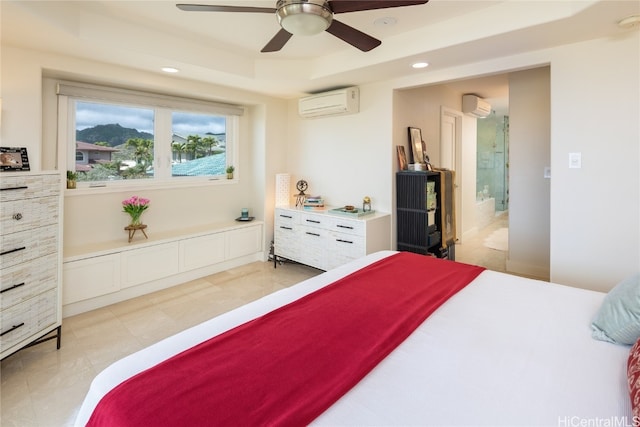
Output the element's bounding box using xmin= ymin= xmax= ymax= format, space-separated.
xmin=121 ymin=243 xmax=179 ymax=289
xmin=226 ymin=225 xmax=262 ymax=260
xmin=179 ymin=233 xmax=225 ymax=272
xmin=63 ymin=254 xmax=121 ymax=304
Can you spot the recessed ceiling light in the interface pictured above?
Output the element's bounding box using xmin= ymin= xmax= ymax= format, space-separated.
xmin=618 ymin=15 xmax=640 ymax=29
xmin=161 ymin=67 xmax=180 ymax=73
xmin=412 ymin=62 xmax=429 ymax=69
xmin=374 ymin=17 xmax=397 ymax=27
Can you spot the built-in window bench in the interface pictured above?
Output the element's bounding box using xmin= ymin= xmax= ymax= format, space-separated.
xmin=62 ymin=220 xmax=264 ymax=317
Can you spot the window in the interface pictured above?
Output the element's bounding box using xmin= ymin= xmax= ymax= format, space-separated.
xmin=56 ymin=81 xmax=243 ymax=187
xmin=171 ymin=111 xmax=227 ymax=177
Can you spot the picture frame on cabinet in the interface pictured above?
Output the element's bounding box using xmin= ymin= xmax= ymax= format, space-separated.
xmin=396 ymin=146 xmax=408 ymax=170
xmin=408 ymin=127 xmax=424 ymax=165
xmin=0 ymin=147 xmax=30 ymax=171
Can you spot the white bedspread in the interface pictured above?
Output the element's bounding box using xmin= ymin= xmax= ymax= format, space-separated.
xmin=75 ymin=251 xmax=632 ymax=426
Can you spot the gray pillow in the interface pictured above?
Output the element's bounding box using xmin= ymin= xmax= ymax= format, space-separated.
xmin=592 ymin=273 xmax=640 ymax=345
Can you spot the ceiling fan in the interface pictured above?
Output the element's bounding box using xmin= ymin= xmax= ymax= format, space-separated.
xmin=176 ymin=0 xmax=429 ymax=53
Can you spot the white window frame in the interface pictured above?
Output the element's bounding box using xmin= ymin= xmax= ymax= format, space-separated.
xmin=56 ymin=80 xmax=244 ymax=192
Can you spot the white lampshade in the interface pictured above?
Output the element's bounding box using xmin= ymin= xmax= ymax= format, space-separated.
xmin=275 ymin=173 xmax=291 ymax=206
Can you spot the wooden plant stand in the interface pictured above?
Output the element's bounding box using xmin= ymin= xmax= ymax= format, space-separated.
xmin=125 ymin=224 xmax=148 ymax=243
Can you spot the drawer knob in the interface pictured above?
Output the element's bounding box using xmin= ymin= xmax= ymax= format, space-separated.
xmin=13 ymin=213 xmax=23 ymax=221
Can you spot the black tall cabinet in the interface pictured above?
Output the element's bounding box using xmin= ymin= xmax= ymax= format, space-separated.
xmin=396 ymin=171 xmax=456 ymax=260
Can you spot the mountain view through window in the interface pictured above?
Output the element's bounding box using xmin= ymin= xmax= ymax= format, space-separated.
xmin=74 ymin=101 xmax=227 ymax=181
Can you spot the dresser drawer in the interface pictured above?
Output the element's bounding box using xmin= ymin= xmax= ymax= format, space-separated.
xmin=0 ymin=195 xmax=59 ymax=234
xmin=0 ymin=173 xmax=60 ymax=202
xmin=329 ymin=232 xmax=365 ymax=255
xmin=1 ymin=253 xmax=57 ymax=310
xmin=328 ymin=217 xmax=365 ymax=236
xmin=299 ymin=212 xmax=332 ymax=229
xmin=0 ymin=224 xmax=58 ymax=270
xmin=275 ymin=209 xmax=298 ymax=227
xmin=0 ymin=289 xmax=58 ymax=353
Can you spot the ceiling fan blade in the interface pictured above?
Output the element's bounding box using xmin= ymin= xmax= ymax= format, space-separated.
xmin=261 ymin=29 xmax=293 ymax=53
xmin=176 ymin=4 xmax=276 ymax=13
xmin=328 ymin=0 xmax=428 ymax=14
xmin=326 ymin=19 xmax=381 ymax=52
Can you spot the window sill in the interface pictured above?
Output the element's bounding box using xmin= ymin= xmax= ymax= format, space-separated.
xmin=64 ymin=176 xmax=236 ymax=196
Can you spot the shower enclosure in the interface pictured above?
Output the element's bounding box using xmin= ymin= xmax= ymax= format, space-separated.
xmin=476 ymin=113 xmax=509 ymax=213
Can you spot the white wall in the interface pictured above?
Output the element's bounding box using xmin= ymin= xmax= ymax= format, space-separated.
xmin=286 ymin=82 xmax=394 ymax=215
xmin=3 ymin=30 xmax=638 ymax=292
xmin=508 ymin=67 xmax=551 ymax=279
xmin=286 ymin=33 xmax=639 ymax=292
xmin=550 ymin=35 xmax=640 ymax=291
xmin=1 ymin=46 xmax=288 ymax=255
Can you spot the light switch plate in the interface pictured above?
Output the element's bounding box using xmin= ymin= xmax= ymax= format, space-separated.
xmin=569 ymin=152 xmax=581 ymax=169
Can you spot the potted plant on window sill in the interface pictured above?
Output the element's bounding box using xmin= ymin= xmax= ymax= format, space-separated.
xmin=226 ymin=165 xmax=235 ymax=179
xmin=66 ymin=170 xmax=78 ymax=189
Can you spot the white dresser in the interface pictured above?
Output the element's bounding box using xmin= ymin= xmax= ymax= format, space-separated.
xmin=274 ymin=206 xmax=390 ymax=271
xmin=1 ymin=171 xmax=62 ymax=360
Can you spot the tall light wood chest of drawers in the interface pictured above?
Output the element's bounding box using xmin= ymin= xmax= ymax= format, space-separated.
xmin=1 ymin=171 xmax=62 ymax=360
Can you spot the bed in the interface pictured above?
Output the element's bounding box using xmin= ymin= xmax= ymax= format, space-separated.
xmin=75 ymin=250 xmax=634 ymax=426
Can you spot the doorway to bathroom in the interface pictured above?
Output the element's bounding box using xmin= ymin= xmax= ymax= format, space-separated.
xmin=475 ymin=112 xmax=509 ymax=260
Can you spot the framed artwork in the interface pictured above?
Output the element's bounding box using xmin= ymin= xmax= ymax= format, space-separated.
xmin=396 ymin=146 xmax=408 ymax=170
xmin=408 ymin=127 xmax=424 ymax=164
xmin=0 ymin=147 xmax=30 ymax=171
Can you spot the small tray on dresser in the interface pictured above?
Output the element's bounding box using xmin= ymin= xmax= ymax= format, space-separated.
xmin=328 ymin=208 xmax=375 ymax=218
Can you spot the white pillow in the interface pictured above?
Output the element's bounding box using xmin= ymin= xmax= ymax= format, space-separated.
xmin=592 ymin=273 xmax=640 ymax=345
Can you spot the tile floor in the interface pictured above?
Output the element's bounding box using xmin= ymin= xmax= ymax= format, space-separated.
xmin=455 ymin=210 xmax=509 ymax=273
xmin=1 ymin=215 xmax=508 ymax=427
xmin=1 ymin=261 xmax=321 ymax=427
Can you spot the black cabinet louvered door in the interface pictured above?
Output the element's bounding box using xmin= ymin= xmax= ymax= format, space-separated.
xmin=396 ymin=171 xmax=454 ymax=259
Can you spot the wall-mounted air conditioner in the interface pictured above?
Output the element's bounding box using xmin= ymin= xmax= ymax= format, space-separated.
xmin=462 ymin=94 xmax=491 ymax=118
xmin=299 ymin=87 xmax=359 ymax=118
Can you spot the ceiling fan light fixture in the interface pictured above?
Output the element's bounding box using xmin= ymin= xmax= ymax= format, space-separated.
xmin=276 ymin=0 xmax=332 ymax=36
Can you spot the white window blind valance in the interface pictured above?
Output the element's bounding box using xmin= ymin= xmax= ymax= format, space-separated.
xmin=56 ymin=81 xmax=245 ymax=116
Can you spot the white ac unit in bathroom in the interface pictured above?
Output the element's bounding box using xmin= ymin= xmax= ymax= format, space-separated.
xmin=462 ymin=94 xmax=492 ymax=118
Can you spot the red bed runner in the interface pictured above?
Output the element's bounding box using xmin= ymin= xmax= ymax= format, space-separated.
xmin=87 ymin=252 xmax=484 ymax=427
